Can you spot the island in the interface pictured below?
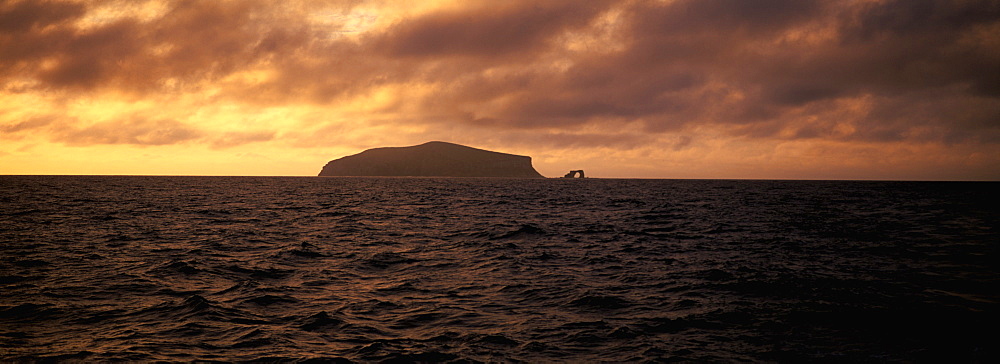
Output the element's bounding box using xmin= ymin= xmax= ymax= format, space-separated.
xmin=318 ymin=141 xmax=546 ymax=178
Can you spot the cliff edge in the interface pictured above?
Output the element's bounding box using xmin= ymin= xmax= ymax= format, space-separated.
xmin=318 ymin=141 xmax=545 ymax=178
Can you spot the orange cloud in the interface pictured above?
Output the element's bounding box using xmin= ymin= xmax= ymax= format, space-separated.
xmin=1 ymin=0 xmax=998 ymax=179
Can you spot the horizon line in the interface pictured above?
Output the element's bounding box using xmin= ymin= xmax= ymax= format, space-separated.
xmin=1 ymin=174 xmax=997 ymax=182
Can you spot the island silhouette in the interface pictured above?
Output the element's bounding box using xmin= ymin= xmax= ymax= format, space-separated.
xmin=318 ymin=141 xmax=546 ymax=178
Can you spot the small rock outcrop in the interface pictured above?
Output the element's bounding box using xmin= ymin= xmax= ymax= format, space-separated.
xmin=563 ymin=170 xmax=585 ymax=178
xmin=318 ymin=141 xmax=545 ymax=178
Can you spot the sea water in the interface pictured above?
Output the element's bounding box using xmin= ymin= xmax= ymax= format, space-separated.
xmin=1 ymin=176 xmax=997 ymax=362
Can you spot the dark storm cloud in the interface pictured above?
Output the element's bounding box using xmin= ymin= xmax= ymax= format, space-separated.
xmin=2 ymin=0 xmax=999 ymax=146
xmin=374 ymin=0 xmax=609 ymax=58
xmin=630 ymin=0 xmax=824 ymax=38
xmin=844 ymin=0 xmax=1000 ymax=96
xmin=846 ymin=0 xmax=1000 ymax=40
xmin=37 ymin=19 xmax=146 ymax=88
xmin=0 ymin=0 xmax=84 ymax=33
xmin=750 ymin=0 xmax=1000 ymax=99
xmin=476 ymin=0 xmax=1000 ymax=142
xmin=0 ymin=0 xmax=326 ymax=92
xmin=499 ymin=131 xmax=662 ymax=150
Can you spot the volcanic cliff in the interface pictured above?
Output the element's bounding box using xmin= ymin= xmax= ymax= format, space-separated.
xmin=318 ymin=141 xmax=545 ymax=178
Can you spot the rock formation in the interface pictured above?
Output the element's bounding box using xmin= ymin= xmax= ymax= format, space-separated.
xmin=318 ymin=141 xmax=545 ymax=178
xmin=562 ymin=170 xmax=586 ymax=178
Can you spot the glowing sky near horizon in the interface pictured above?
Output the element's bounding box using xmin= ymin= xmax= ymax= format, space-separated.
xmin=1 ymin=0 xmax=998 ymax=179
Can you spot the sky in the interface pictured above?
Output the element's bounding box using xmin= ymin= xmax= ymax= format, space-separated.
xmin=1 ymin=0 xmax=999 ymax=180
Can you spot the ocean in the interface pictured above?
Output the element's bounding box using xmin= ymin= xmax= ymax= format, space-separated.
xmin=1 ymin=176 xmax=997 ymax=362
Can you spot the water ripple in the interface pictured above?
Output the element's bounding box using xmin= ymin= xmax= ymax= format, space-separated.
xmin=0 ymin=176 xmax=997 ymax=362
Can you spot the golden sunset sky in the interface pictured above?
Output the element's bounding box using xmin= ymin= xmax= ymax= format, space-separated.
xmin=1 ymin=0 xmax=998 ymax=179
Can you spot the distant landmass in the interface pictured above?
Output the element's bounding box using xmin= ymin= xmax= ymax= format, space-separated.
xmin=318 ymin=141 xmax=545 ymax=178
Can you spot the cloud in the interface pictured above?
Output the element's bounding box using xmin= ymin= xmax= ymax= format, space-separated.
xmin=373 ymin=0 xmax=611 ymax=58
xmin=1 ymin=0 xmax=999 ymax=178
xmin=4 ymin=112 xmax=200 ymax=147
xmin=0 ymin=0 xmax=85 ymax=33
xmin=265 ymin=0 xmax=996 ymax=147
xmin=1 ymin=112 xmax=283 ymax=148
xmin=53 ymin=116 xmax=202 ymax=146
xmin=210 ymin=130 xmax=276 ymax=149
xmin=1 ymin=115 xmax=57 ymax=133
xmin=1 ymin=0 xmax=334 ymax=93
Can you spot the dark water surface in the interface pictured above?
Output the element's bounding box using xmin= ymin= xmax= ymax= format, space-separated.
xmin=1 ymin=176 xmax=997 ymax=362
